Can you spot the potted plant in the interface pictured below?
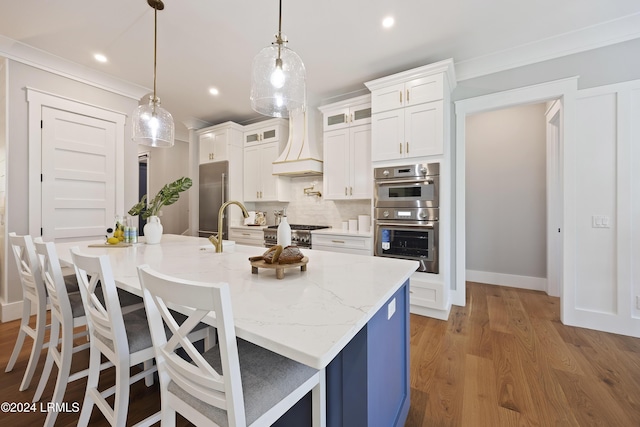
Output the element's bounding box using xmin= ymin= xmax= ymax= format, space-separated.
xmin=128 ymin=176 xmax=192 ymax=244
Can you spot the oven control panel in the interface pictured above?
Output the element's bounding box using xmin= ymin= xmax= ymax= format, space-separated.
xmin=375 ymin=208 xmax=439 ymax=221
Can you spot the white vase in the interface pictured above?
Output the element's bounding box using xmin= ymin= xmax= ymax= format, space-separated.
xmin=144 ymin=215 xmax=163 ymax=244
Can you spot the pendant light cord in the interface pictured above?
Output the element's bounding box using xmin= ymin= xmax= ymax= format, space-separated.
xmin=153 ymin=4 xmax=158 ymax=104
xmin=276 ymin=0 xmax=283 ymax=59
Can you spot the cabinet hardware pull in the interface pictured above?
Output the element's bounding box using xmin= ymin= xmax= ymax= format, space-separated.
xmin=345 ymin=187 xmax=348 ymax=196
xmin=260 ymin=191 xmax=263 ymax=198
xmin=406 ymin=142 xmax=409 ymax=153
xmin=350 ymin=113 xmax=353 ymax=122
xmin=331 ymin=240 xmax=346 ymax=244
xmin=350 ymin=186 xmax=353 ymax=195
xmin=242 ymin=233 xmax=251 ymax=236
xmin=399 ymin=91 xmax=402 ymax=103
xmin=256 ymin=191 xmax=259 ymax=198
xmin=399 ymin=143 xmax=403 ymax=154
xmin=344 ymin=113 xmax=348 ymax=123
xmin=406 ymin=89 xmax=410 ymax=102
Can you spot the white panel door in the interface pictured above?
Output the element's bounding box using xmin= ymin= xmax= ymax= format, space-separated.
xmin=323 ymin=128 xmax=349 ymax=200
xmin=41 ymin=106 xmax=116 ymax=242
xmin=350 ymin=125 xmax=372 ymax=199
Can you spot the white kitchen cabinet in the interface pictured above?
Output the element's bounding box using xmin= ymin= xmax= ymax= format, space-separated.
xmin=371 ymin=100 xmax=443 ymax=161
xmin=198 ymin=121 xmax=243 ymax=164
xmin=229 ymin=226 xmax=265 ymax=247
xmin=365 ymin=60 xmax=454 ymax=162
xmin=243 ymin=118 xmax=290 ymax=202
xmin=312 ymin=231 xmax=373 ymax=256
xmin=319 ymin=95 xmax=372 ymax=200
xmin=371 ymin=74 xmax=444 ymax=114
xmin=321 ymin=100 xmax=371 ymax=132
xmin=243 ymin=119 xmax=287 ymax=145
xmin=324 ymin=126 xmax=372 ymax=199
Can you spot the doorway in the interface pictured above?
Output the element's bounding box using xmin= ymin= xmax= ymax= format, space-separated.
xmin=138 ymin=153 xmax=149 ymax=235
xmin=453 ymin=77 xmax=578 ymax=312
xmin=465 ymin=102 xmax=549 ymax=292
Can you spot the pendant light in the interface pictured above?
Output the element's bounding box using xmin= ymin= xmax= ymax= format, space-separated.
xmin=132 ymin=0 xmax=174 ymax=147
xmin=250 ymin=0 xmax=306 ymax=118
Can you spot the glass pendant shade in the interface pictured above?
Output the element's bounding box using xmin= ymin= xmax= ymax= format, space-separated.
xmin=132 ymin=96 xmax=175 ymax=147
xmin=250 ymin=41 xmax=306 ymax=118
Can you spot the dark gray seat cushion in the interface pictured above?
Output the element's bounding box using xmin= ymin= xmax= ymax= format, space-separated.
xmin=167 ymin=338 xmax=317 ymax=426
xmin=67 ymin=286 xmax=143 ymax=319
xmin=95 ymin=308 xmax=212 ymax=354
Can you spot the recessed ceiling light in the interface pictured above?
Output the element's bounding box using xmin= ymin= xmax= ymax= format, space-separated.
xmin=382 ymin=16 xmax=395 ymax=29
xmin=209 ymin=87 xmax=220 ymax=96
xmin=94 ymin=53 xmax=108 ymax=63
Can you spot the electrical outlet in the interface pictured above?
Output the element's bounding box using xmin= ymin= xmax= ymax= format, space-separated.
xmin=387 ymin=298 xmax=396 ymax=320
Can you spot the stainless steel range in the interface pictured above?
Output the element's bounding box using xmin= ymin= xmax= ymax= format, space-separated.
xmin=263 ymin=225 xmax=330 ymax=249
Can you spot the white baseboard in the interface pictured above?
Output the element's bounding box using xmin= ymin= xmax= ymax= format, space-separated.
xmin=1 ymin=299 xmax=32 ymax=323
xmin=466 ymin=270 xmax=547 ymax=292
xmin=410 ymin=304 xmax=451 ymax=321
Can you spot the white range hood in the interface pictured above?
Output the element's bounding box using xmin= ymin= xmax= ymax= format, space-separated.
xmin=272 ymin=107 xmax=323 ymax=176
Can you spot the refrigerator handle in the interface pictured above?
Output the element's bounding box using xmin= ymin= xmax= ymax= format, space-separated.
xmin=221 ymin=172 xmax=226 ymax=204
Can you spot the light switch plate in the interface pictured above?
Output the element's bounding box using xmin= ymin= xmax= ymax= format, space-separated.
xmin=592 ymin=215 xmax=610 ymax=228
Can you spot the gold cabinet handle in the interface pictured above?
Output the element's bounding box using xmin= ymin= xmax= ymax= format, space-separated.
xmin=242 ymin=233 xmax=251 ymax=236
xmin=350 ymin=113 xmax=354 ymax=123
xmin=399 ymin=91 xmax=402 ymax=104
xmin=406 ymin=89 xmax=410 ymax=102
xmin=260 ymin=191 xmax=263 ymax=198
xmin=350 ymin=186 xmax=353 ymax=195
xmin=399 ymin=143 xmax=403 ymax=154
xmin=331 ymin=240 xmax=346 ymax=244
xmin=344 ymin=113 xmax=348 ymax=123
xmin=406 ymin=142 xmax=409 ymax=154
xmin=345 ymin=187 xmax=348 ymax=196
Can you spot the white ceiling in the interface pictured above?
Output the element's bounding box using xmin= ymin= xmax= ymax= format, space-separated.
xmin=1 ymin=0 xmax=639 ymax=135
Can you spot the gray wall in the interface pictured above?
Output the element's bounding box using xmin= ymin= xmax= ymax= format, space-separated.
xmin=465 ymin=103 xmax=547 ymax=278
xmin=3 ymin=60 xmax=139 ymax=304
xmin=139 ymin=139 xmax=191 ymax=235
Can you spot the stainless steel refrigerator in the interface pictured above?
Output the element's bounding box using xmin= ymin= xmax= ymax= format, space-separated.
xmin=198 ymin=161 xmax=228 ymax=239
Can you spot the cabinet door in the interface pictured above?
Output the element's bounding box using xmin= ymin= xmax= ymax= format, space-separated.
xmin=371 ymin=82 xmax=405 ymax=114
xmin=371 ymin=109 xmax=404 ymax=162
xmin=404 ymin=74 xmax=444 ymax=105
xmin=350 ymin=103 xmax=372 ymax=127
xmin=200 ymin=131 xmax=229 ymax=163
xmin=404 ymin=101 xmax=443 ymax=158
xmin=243 ymin=146 xmax=261 ymax=201
xmin=323 ymin=129 xmax=350 ymax=199
xmin=245 ymin=125 xmax=281 ymax=145
xmin=350 ymin=125 xmax=372 ymax=199
xmin=258 ymin=143 xmax=280 ymax=201
xmin=323 ymin=107 xmax=350 ymax=132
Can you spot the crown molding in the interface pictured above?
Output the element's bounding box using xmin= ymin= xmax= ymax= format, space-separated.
xmin=455 ymin=12 xmax=640 ymax=82
xmin=0 ymin=34 xmax=149 ymax=101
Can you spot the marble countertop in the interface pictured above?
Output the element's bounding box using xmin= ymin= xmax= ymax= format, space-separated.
xmin=55 ymin=234 xmax=417 ymax=369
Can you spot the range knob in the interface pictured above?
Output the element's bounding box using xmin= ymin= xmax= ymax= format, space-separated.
xmin=383 ymin=169 xmax=390 ymax=177
xmin=383 ymin=210 xmax=390 ymax=218
xmin=420 ymin=166 xmax=427 ymax=175
xmin=419 ymin=211 xmax=428 ymax=219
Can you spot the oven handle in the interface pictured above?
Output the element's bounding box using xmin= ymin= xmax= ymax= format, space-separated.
xmin=375 ymin=178 xmax=434 ymax=186
xmin=376 ymin=221 xmax=436 ymax=229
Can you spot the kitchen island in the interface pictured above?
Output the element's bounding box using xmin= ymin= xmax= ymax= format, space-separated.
xmin=55 ymin=234 xmax=418 ymax=427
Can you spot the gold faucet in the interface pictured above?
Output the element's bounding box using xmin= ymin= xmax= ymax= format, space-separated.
xmin=208 ymin=200 xmax=250 ymax=252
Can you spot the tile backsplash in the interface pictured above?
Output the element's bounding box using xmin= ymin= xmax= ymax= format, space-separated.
xmin=254 ymin=177 xmax=372 ymax=228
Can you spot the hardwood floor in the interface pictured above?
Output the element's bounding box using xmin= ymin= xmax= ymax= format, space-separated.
xmin=406 ymin=282 xmax=640 ymax=427
xmin=1 ymin=282 xmax=639 ymax=426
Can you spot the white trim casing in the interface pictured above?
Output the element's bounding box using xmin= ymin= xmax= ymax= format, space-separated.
xmin=466 ymin=270 xmax=547 ymax=292
xmin=454 ymin=77 xmax=579 ymax=319
xmin=26 ymin=88 xmax=126 ymax=239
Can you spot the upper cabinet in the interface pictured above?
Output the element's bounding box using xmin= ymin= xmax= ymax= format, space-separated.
xmin=371 ymin=74 xmax=444 ymax=114
xmin=242 ymin=119 xmax=290 ymax=202
xmin=365 ymin=59 xmax=455 ymax=162
xmin=243 ymin=121 xmax=283 ymax=145
xmin=319 ymin=95 xmax=372 ymax=200
xmin=198 ymin=121 xmax=243 ymax=164
xmin=322 ymin=100 xmax=372 ymax=132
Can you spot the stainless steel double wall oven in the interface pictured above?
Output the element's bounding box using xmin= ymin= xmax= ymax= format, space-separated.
xmin=374 ymin=163 xmax=439 ymax=273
